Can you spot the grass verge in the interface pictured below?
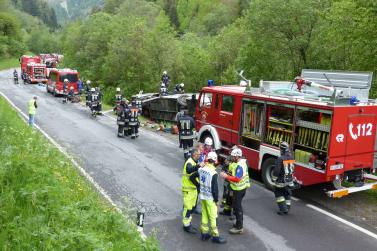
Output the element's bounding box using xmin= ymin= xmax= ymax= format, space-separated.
xmin=0 ymin=96 xmax=159 ymax=250
xmin=0 ymin=58 xmax=19 ymax=71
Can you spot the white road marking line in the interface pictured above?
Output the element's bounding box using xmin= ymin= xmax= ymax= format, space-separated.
xmin=0 ymin=90 xmax=147 ymax=240
xmin=306 ymin=204 xmax=377 ymax=240
xmin=291 ymin=196 xmax=299 ymax=201
xmin=102 ymin=109 xmax=113 ymax=114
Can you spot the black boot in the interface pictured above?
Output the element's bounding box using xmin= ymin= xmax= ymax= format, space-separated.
xmin=212 ymin=236 xmax=227 ymax=244
xmin=200 ymin=233 xmax=211 ymax=241
xmin=219 ymin=209 xmax=232 ymax=216
xmin=183 ymin=225 xmax=197 ymax=234
xmin=277 ymin=201 xmax=288 ymax=215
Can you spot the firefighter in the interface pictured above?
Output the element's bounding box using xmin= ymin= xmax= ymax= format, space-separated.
xmin=203 ymin=137 xmax=214 ymax=157
xmin=89 ymin=87 xmax=99 ymax=115
xmin=96 ymin=87 xmax=103 ymax=113
xmin=114 ymin=87 xmax=123 ymax=112
xmin=13 ymin=69 xmax=18 ymax=84
xmin=220 ymin=148 xmax=250 ymax=234
xmin=160 ymin=83 xmax=168 ymax=96
xmin=128 ymin=99 xmax=140 ymax=139
xmin=68 ymin=86 xmax=75 ymax=102
xmin=174 ymin=83 xmax=185 ymax=94
xmin=272 ymin=141 xmax=296 ymax=215
xmin=85 ymin=80 xmax=91 ymax=107
xmin=182 ymin=149 xmax=204 ymax=234
xmin=117 ymin=98 xmax=128 ymax=137
xmin=190 ymin=152 xmax=227 ymax=244
xmin=161 ymin=71 xmax=170 ymax=89
xmin=62 ymin=79 xmax=69 ymax=104
xmin=177 ymin=110 xmax=195 ymax=159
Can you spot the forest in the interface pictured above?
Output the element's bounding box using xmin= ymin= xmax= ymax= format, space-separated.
xmin=1 ymin=0 xmax=377 ymax=102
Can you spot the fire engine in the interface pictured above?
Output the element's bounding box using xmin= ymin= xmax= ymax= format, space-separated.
xmin=46 ymin=68 xmax=79 ymax=96
xmin=195 ymin=69 xmax=377 ymax=198
xmin=25 ymin=63 xmax=47 ymax=84
xmin=19 ymin=55 xmax=41 ymax=81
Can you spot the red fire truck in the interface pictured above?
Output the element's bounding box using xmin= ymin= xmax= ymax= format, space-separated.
xmin=25 ymin=63 xmax=47 ymax=84
xmin=19 ymin=55 xmax=41 ymax=81
xmin=195 ymin=70 xmax=377 ymax=198
xmin=46 ymin=68 xmax=79 ymax=96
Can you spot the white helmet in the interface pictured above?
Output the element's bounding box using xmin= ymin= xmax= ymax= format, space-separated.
xmin=163 ymin=71 xmax=167 ymax=75
xmin=231 ymin=148 xmax=242 ymax=157
xmin=70 ymin=86 xmax=74 ymax=90
xmin=180 ymin=83 xmax=184 ymax=87
xmin=207 ymin=151 xmax=218 ymax=162
xmin=90 ymin=87 xmax=95 ymax=92
xmin=204 ymin=137 xmax=213 ymax=146
xmin=86 ymin=80 xmax=91 ymax=84
xmin=116 ymin=87 xmax=121 ymax=92
xmin=64 ymin=79 xmax=68 ymax=83
xmin=161 ymin=83 xmax=165 ymax=87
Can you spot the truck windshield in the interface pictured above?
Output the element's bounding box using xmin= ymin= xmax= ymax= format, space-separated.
xmin=60 ymin=74 xmax=78 ymax=83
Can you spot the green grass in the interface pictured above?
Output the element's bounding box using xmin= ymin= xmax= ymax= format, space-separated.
xmin=0 ymin=97 xmax=159 ymax=250
xmin=0 ymin=58 xmax=19 ymax=71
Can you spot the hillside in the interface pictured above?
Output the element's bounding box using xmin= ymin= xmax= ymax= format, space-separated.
xmin=46 ymin=0 xmax=104 ymax=24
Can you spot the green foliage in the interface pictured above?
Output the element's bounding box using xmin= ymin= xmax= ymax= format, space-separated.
xmin=0 ymin=97 xmax=160 ymax=250
xmin=0 ymin=57 xmax=19 ymax=70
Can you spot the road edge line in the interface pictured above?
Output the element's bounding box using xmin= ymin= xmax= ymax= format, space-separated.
xmin=306 ymin=203 xmax=377 ymax=240
xmin=0 ymin=90 xmax=147 ymax=240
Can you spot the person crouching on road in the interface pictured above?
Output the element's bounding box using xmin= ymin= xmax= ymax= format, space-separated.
xmin=28 ymin=96 xmax=38 ymax=127
xmin=182 ymin=149 xmax=205 ymax=234
xmin=177 ymin=110 xmax=195 ymax=159
xmin=272 ymin=141 xmax=295 ymax=215
xmin=190 ymin=152 xmax=227 ymax=244
xmin=220 ymin=148 xmax=250 ymax=234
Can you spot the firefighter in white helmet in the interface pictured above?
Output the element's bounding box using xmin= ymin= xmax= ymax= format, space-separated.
xmin=85 ymin=80 xmax=92 ymax=106
xmin=114 ymin=87 xmax=123 ymax=112
xmin=220 ymin=148 xmax=250 ymax=234
xmin=161 ymin=71 xmax=170 ymax=89
xmin=190 ymin=152 xmax=227 ymax=244
xmin=175 ymin=82 xmax=185 ymax=94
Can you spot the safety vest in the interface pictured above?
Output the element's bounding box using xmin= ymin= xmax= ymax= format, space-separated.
xmin=182 ymin=157 xmax=197 ymax=191
xmin=199 ymin=163 xmax=217 ymax=201
xmin=229 ymin=159 xmax=250 ymax=191
xmin=28 ymin=99 xmax=36 ymax=115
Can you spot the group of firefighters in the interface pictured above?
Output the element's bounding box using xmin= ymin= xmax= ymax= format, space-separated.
xmin=114 ymin=88 xmax=142 ymax=139
xmin=178 ymin=111 xmax=296 ymax=244
xmin=160 ymin=71 xmax=185 ymax=96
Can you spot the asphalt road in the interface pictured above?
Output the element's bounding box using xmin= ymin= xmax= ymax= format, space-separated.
xmin=1 ymin=69 xmax=377 ymax=251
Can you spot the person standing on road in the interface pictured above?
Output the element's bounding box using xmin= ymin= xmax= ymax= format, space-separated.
xmin=272 ymin=141 xmax=295 ymax=215
xmin=177 ymin=110 xmax=195 ymax=159
xmin=220 ymin=148 xmax=250 ymax=234
xmin=28 ymin=96 xmax=38 ymax=127
xmin=182 ymin=149 xmax=204 ymax=234
xmin=190 ymin=152 xmax=227 ymax=244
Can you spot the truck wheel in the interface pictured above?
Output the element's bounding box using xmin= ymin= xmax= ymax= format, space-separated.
xmin=261 ymin=157 xmax=276 ymax=190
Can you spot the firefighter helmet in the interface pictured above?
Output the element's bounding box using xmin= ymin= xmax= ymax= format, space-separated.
xmin=280 ymin=141 xmax=289 ymax=152
xmin=64 ymin=79 xmax=68 ymax=83
xmin=231 ymin=148 xmax=242 ymax=157
xmin=204 ymin=137 xmax=213 ymax=146
xmin=163 ymin=71 xmax=167 ymax=75
xmin=86 ymin=80 xmax=91 ymax=85
xmin=207 ymin=151 xmax=218 ymax=162
xmin=116 ymin=87 xmax=121 ymax=92
xmin=90 ymin=87 xmax=95 ymax=92
xmin=180 ymin=83 xmax=184 ymax=87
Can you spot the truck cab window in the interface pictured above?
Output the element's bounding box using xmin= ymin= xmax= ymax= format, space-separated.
xmin=221 ymin=95 xmax=234 ymax=113
xmin=240 ymin=101 xmax=264 ymax=150
xmin=199 ymin=92 xmax=213 ymax=108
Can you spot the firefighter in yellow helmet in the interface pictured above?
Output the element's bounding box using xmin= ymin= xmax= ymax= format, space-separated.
xmin=220 ymin=148 xmax=250 ymax=234
xmin=181 ymin=149 xmax=204 ymax=234
xmin=190 ymin=152 xmax=227 ymax=244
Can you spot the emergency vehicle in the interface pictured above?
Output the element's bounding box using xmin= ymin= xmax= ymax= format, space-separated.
xmin=195 ymin=70 xmax=377 ymax=198
xmin=19 ymin=55 xmax=41 ymax=80
xmin=46 ymin=68 xmax=79 ymax=96
xmin=25 ymin=63 xmax=47 ymax=84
